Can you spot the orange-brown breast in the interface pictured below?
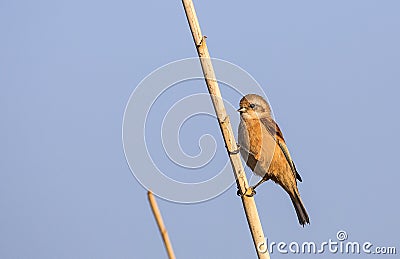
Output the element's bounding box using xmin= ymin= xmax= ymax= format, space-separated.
xmin=240 ymin=118 xmax=263 ymax=161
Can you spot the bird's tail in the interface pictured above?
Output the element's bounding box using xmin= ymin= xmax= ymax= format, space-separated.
xmin=290 ymin=191 xmax=310 ymax=226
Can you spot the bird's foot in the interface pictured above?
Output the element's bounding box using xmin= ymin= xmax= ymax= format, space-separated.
xmin=228 ymin=144 xmax=240 ymax=155
xmin=245 ymin=186 xmax=256 ymax=197
xmin=236 ymin=186 xmax=256 ymax=197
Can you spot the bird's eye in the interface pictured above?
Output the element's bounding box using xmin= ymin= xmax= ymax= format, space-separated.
xmin=249 ymin=103 xmax=256 ymax=109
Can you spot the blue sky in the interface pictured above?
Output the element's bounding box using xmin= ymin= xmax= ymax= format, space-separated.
xmin=1 ymin=0 xmax=399 ymax=258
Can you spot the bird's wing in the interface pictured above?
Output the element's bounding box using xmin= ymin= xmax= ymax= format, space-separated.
xmin=260 ymin=117 xmax=302 ymax=182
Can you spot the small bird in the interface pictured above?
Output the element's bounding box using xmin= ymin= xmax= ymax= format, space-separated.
xmin=237 ymin=94 xmax=310 ymax=226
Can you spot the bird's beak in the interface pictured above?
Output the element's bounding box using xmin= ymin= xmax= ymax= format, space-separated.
xmin=237 ymin=107 xmax=246 ymax=113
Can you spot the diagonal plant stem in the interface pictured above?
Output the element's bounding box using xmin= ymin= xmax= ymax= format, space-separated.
xmin=148 ymin=191 xmax=176 ymax=259
xmin=181 ymin=1 xmax=271 ymax=258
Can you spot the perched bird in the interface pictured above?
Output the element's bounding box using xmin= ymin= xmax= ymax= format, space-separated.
xmin=237 ymin=94 xmax=310 ymax=226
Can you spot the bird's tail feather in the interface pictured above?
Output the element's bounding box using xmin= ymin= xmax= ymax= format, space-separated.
xmin=291 ymin=191 xmax=310 ymax=226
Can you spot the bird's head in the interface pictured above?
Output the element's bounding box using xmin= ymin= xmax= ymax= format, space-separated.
xmin=238 ymin=94 xmax=272 ymax=119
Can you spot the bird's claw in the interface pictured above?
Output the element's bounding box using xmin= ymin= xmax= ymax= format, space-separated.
xmin=245 ymin=187 xmax=256 ymax=197
xmin=228 ymin=144 xmax=240 ymax=155
xmin=237 ymin=186 xmax=256 ymax=197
